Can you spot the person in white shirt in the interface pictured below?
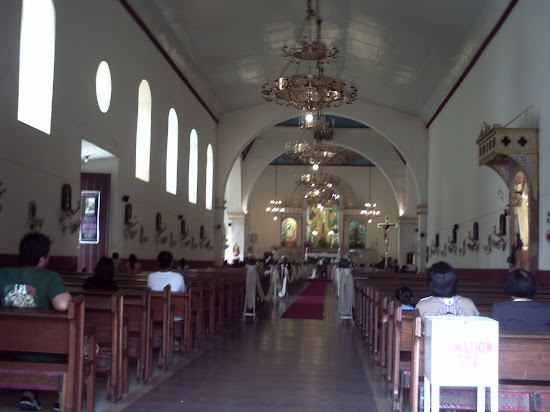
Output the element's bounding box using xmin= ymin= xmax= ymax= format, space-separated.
xmin=147 ymin=251 xmax=185 ymax=293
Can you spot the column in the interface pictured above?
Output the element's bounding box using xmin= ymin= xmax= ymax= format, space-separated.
xmin=213 ymin=197 xmax=226 ymax=267
xmin=227 ymin=211 xmax=247 ymax=263
xmin=397 ymin=216 xmax=417 ymax=269
xmin=417 ymin=204 xmax=428 ymax=273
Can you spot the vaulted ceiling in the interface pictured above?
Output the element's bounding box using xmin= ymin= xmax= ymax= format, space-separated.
xmin=124 ymin=0 xmax=509 ymax=124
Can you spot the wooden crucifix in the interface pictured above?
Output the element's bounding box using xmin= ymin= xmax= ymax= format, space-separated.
xmin=377 ymin=216 xmax=397 ymax=269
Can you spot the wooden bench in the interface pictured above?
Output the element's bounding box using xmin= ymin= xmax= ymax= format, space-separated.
xmin=150 ymin=285 xmax=173 ymax=369
xmin=84 ymin=290 xmax=128 ymax=402
xmin=0 ymin=296 xmax=95 ymax=412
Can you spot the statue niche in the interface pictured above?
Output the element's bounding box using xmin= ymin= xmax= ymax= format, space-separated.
xmin=476 ymin=124 xmax=538 ymax=271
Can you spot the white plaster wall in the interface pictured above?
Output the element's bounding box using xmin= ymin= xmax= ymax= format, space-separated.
xmin=0 ymin=0 xmax=216 ymax=262
xmin=427 ymin=0 xmax=550 ymax=269
xmin=248 ymin=165 xmax=398 ymax=261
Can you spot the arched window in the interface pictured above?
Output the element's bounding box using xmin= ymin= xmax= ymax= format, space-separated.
xmin=17 ymin=0 xmax=56 ymax=134
xmin=96 ymin=61 xmax=112 ymax=113
xmin=135 ymin=80 xmax=151 ymax=182
xmin=205 ymin=144 xmax=214 ymax=210
xmin=188 ymin=129 xmax=198 ymax=204
xmin=166 ymin=109 xmax=178 ymax=194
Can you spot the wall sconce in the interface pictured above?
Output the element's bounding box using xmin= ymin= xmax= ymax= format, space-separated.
xmin=428 ymin=234 xmax=440 ymax=259
xmin=155 ymin=213 xmax=167 ymax=244
xmin=169 ymin=232 xmax=177 ymax=248
xmin=483 ymin=215 xmax=507 ymax=254
xmin=447 ymin=225 xmax=459 ymax=254
xmin=122 ymin=196 xmax=138 ymax=239
xmin=28 ymin=201 xmax=44 ymax=232
xmin=199 ymin=227 xmax=211 ymax=249
xmin=466 ymin=222 xmax=480 ymax=252
xmin=139 ymin=225 xmax=148 ymax=245
xmin=178 ymin=215 xmax=189 ymax=247
xmin=59 ymin=184 xmax=81 ymax=235
xmin=0 ymin=180 xmax=6 ymax=214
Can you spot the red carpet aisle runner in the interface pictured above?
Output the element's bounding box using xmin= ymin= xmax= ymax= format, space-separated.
xmin=281 ymin=279 xmax=326 ymax=320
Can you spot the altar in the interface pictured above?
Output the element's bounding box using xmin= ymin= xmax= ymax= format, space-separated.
xmin=307 ymin=251 xmax=338 ymax=259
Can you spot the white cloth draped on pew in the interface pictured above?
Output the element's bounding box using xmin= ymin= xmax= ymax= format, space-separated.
xmin=327 ymin=263 xmax=334 ymax=280
xmin=338 ymin=268 xmax=355 ymax=319
xmin=244 ymin=264 xmax=266 ymax=310
xmin=300 ymin=265 xmax=309 ymax=279
xmin=335 ymin=267 xmax=342 ymax=296
xmin=278 ymin=264 xmax=289 ymax=297
xmin=265 ymin=266 xmax=282 ymax=300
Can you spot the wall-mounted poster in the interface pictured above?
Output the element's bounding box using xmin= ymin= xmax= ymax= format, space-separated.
xmin=80 ymin=190 xmax=100 ymax=244
xmin=306 ymin=202 xmax=339 ymax=248
xmin=281 ymin=217 xmax=297 ymax=247
xmin=348 ymin=219 xmax=365 ymax=248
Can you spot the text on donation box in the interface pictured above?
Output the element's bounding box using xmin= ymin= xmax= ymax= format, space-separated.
xmin=424 ymin=316 xmax=499 ymax=387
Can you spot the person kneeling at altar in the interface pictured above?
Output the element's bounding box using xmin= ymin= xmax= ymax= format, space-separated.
xmin=316 ymin=259 xmax=328 ymax=278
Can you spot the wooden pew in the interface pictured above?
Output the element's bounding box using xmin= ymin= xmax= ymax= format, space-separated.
xmin=85 ymin=291 xmax=127 ymax=402
xmin=68 ymin=286 xmax=153 ymax=386
xmin=0 ymin=296 xmax=95 ymax=412
xmin=172 ymin=289 xmax=192 ymax=355
xmin=150 ymin=285 xmax=173 ymax=369
xmin=124 ymin=288 xmax=152 ymax=384
xmin=391 ymin=306 xmax=415 ymax=412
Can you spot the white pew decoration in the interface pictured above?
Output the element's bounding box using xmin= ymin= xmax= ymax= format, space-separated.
xmin=334 ymin=256 xmax=355 ymax=324
xmin=242 ymin=254 xmax=266 ymax=322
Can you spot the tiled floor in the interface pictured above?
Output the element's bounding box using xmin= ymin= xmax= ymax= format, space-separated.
xmin=0 ymin=280 xmax=392 ymax=412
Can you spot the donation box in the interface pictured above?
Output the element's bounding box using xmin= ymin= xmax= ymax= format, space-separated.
xmin=425 ymin=316 xmax=499 ymax=387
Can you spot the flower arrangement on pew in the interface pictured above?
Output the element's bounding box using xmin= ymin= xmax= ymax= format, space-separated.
xmin=245 ymin=253 xmax=259 ymax=266
xmin=264 ymin=251 xmax=279 ymax=267
xmin=334 ymin=256 xmax=353 ymax=269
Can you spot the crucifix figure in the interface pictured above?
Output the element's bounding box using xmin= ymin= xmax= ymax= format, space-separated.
xmin=377 ymin=216 xmax=397 ymax=269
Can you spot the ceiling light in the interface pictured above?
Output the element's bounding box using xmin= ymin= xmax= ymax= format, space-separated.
xmin=265 ymin=159 xmax=285 ymax=220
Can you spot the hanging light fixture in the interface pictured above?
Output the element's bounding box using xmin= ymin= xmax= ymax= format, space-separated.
xmin=261 ymin=0 xmax=357 ymax=112
xmin=285 ymin=138 xmax=361 ymax=167
xmin=265 ymin=158 xmax=285 ymax=220
xmin=296 ymin=171 xmax=341 ymax=207
xmin=299 ymin=110 xmax=335 ymax=140
xmin=361 ymin=167 xmax=381 ymax=222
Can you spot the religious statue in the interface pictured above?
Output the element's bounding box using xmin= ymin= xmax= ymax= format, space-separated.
xmin=377 ymin=216 xmax=397 ymax=269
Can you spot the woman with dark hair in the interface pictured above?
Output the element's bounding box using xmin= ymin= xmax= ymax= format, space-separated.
xmin=83 ymin=257 xmax=118 ymax=291
xmin=395 ymin=286 xmax=414 ymax=310
xmin=415 ymin=261 xmax=479 ymax=320
xmin=124 ymin=253 xmax=142 ymax=274
xmin=491 ymin=269 xmax=550 ymax=331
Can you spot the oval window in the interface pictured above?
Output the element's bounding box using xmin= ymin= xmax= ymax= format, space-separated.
xmin=95 ymin=61 xmax=112 ymax=113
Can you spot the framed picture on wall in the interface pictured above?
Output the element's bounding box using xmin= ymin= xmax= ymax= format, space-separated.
xmin=80 ymin=190 xmax=100 ymax=244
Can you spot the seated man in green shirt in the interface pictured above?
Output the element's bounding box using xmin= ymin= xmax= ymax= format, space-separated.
xmin=0 ymin=232 xmax=72 ymax=411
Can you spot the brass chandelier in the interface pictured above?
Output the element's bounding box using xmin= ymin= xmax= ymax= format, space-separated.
xmin=261 ymin=0 xmax=357 ymax=112
xmin=285 ymin=138 xmax=361 ymax=167
xmin=299 ymin=110 xmax=334 ymax=140
xmin=296 ymin=172 xmax=341 ymax=207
